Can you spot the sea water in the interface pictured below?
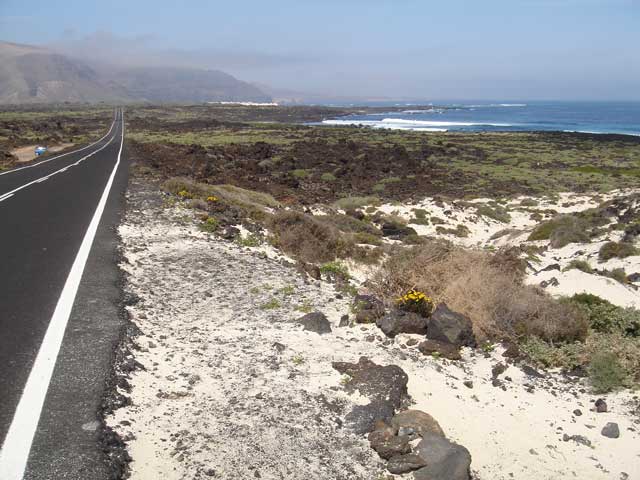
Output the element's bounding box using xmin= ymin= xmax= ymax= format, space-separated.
xmin=320 ymin=101 xmax=640 ymax=136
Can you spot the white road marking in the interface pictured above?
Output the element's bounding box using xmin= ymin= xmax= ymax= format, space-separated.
xmin=0 ymin=110 xmax=125 ymax=480
xmin=0 ymin=116 xmax=119 ymax=203
xmin=0 ymin=111 xmax=117 ymax=177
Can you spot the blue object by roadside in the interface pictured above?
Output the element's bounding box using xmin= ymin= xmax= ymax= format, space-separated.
xmin=35 ymin=146 xmax=47 ymax=156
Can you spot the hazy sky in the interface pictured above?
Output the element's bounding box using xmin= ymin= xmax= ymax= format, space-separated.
xmin=1 ymin=0 xmax=639 ymax=100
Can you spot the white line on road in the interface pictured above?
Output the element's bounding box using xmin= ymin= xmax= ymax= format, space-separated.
xmin=0 ymin=116 xmax=119 ymax=203
xmin=0 ymin=110 xmax=117 ymax=177
xmin=0 ymin=110 xmax=125 ymax=480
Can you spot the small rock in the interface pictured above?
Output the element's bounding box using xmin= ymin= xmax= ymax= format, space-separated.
xmin=573 ymin=409 xmax=582 ymax=417
xmin=297 ymin=312 xmax=331 ymax=334
xmin=502 ymin=342 xmax=520 ymax=358
xmin=463 ymin=380 xmax=473 ymax=389
xmin=491 ymin=363 xmax=507 ymax=378
xmin=595 ymin=398 xmax=607 ymax=413
xmin=562 ymin=434 xmax=591 ymax=447
xmin=338 ymin=314 xmax=350 ymax=327
xmin=406 ymin=338 xmax=419 ymax=347
xmin=601 ymin=422 xmax=620 ymax=439
xmin=521 ymin=365 xmax=544 ymax=378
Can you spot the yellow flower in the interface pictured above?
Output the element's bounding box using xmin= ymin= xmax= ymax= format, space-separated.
xmin=207 ymin=195 xmax=218 ymax=202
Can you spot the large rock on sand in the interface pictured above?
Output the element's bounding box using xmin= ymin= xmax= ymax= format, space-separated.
xmin=413 ymin=432 xmax=472 ymax=480
xmin=390 ymin=410 xmax=445 ymax=438
xmin=353 ymin=294 xmax=385 ymax=324
xmin=333 ymin=357 xmax=408 ymax=434
xmin=377 ymin=309 xmax=428 ymax=337
xmin=297 ymin=312 xmax=331 ymax=334
xmin=427 ymin=304 xmax=476 ymax=348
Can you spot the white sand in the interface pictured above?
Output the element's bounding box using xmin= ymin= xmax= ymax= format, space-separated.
xmin=109 ymin=186 xmax=640 ymax=480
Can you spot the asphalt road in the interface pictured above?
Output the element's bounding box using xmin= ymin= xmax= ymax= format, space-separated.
xmin=0 ymin=109 xmax=129 ymax=479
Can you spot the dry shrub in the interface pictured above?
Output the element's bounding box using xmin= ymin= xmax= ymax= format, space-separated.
xmin=371 ymin=242 xmax=587 ymax=342
xmin=269 ymin=211 xmax=352 ymax=263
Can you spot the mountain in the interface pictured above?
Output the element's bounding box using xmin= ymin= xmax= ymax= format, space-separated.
xmin=0 ymin=41 xmax=127 ymax=104
xmin=99 ymin=66 xmax=271 ymax=103
xmin=0 ymin=41 xmax=271 ymax=104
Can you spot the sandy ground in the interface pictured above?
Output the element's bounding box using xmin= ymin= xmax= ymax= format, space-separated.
xmin=334 ymin=189 xmax=640 ymax=309
xmin=108 ymin=183 xmax=640 ymax=480
xmin=10 ymin=143 xmax=73 ymax=163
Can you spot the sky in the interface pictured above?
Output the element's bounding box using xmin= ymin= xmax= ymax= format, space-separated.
xmin=1 ymin=0 xmax=639 ymax=100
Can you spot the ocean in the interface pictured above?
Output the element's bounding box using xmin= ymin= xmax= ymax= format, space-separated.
xmin=320 ymin=101 xmax=640 ymax=136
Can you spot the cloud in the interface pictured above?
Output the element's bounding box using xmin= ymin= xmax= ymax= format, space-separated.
xmin=49 ymin=30 xmax=314 ymax=72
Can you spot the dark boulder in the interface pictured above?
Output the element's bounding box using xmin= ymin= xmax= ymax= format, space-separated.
xmin=368 ymin=424 xmax=412 ymax=459
xmin=413 ymin=432 xmax=472 ymax=480
xmin=333 ymin=357 xmax=408 ymax=434
xmin=418 ymin=339 xmax=461 ymax=361
xmin=297 ymin=312 xmax=331 ymax=334
xmin=387 ymin=454 xmax=428 ymax=474
xmin=390 ymin=410 xmax=445 ymax=438
xmin=377 ymin=309 xmax=428 ymax=337
xmin=601 ymin=422 xmax=620 ymax=439
xmin=427 ymin=304 xmax=476 ymax=348
xmin=595 ymin=398 xmax=608 ymax=413
xmin=353 ymin=294 xmax=385 ymax=324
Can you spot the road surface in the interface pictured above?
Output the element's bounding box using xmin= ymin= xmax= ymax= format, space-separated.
xmin=0 ymin=109 xmax=129 ymax=479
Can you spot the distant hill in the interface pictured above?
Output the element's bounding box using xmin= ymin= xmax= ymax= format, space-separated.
xmin=0 ymin=41 xmax=271 ymax=104
xmin=0 ymin=41 xmax=127 ymax=104
xmin=100 ymin=66 xmax=270 ymax=104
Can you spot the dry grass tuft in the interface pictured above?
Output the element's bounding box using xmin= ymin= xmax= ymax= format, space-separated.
xmin=269 ymin=211 xmax=352 ymax=263
xmin=371 ymin=242 xmax=587 ymax=342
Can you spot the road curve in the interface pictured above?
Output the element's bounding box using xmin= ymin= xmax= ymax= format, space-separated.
xmin=0 ymin=108 xmax=129 ymax=479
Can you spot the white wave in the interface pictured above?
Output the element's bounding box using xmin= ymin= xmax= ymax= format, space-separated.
xmin=321 ymin=119 xmax=447 ymax=132
xmin=454 ymin=103 xmax=527 ymax=108
xmin=563 ymin=129 xmax=640 ymax=137
xmin=379 ymin=118 xmax=513 ymax=127
xmin=401 ymin=109 xmax=444 ymax=114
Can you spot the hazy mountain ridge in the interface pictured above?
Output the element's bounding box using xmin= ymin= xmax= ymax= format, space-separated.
xmin=0 ymin=41 xmax=271 ymax=104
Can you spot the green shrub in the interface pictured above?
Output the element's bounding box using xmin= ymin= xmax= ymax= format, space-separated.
xmin=199 ymin=217 xmax=218 ymax=233
xmin=520 ymin=198 xmax=539 ymax=207
xmin=351 ymin=232 xmax=383 ymax=246
xmin=604 ymin=268 xmax=628 ymax=284
xmin=321 ymin=214 xmax=381 ymax=236
xmin=589 ymin=351 xmax=627 ymax=393
xmin=269 ymin=211 xmax=351 ymax=263
xmin=321 ymin=172 xmax=337 ymax=182
xmin=476 ymin=205 xmax=511 ymax=223
xmin=334 ymin=196 xmax=381 ymax=210
xmin=412 ymin=208 xmax=428 ymax=219
xmin=237 ymin=234 xmax=262 ymax=247
xmin=291 ymin=169 xmax=311 ymax=178
xmin=528 ymin=215 xmax=589 ymax=248
xmin=435 ymin=224 xmax=470 ymax=238
xmin=319 ymin=261 xmax=350 ymax=280
xmin=563 ymin=259 xmax=593 ymax=274
xmin=570 ymin=293 xmax=640 ymax=337
xmin=409 ymin=217 xmax=430 ymax=226
xmin=598 ymin=241 xmax=639 ymax=261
